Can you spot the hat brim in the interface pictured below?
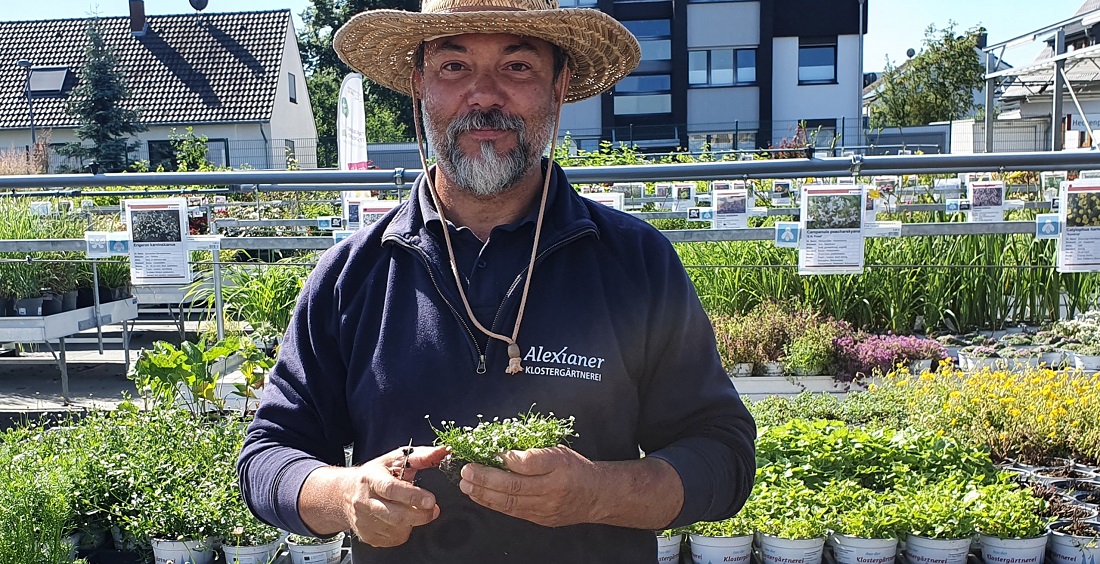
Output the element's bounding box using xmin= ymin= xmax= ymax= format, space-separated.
xmin=333 ymin=9 xmax=641 ymax=104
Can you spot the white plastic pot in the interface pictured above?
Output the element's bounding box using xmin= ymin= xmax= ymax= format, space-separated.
xmin=1049 ymin=521 xmax=1100 ymax=564
xmin=688 ymin=533 xmax=752 ymax=564
xmin=758 ymin=534 xmax=824 ymax=564
xmin=729 ymin=363 xmax=753 ymax=378
xmin=151 ymin=537 xmax=215 ymax=564
xmin=977 ymin=533 xmax=1047 ymax=564
xmin=828 ymin=533 xmax=897 ymax=564
xmin=656 ymin=533 xmax=682 ymax=564
xmin=904 ymin=534 xmax=970 ymax=564
xmin=287 ymin=536 xmax=343 ymax=564
xmin=222 ymin=541 xmax=281 ymax=564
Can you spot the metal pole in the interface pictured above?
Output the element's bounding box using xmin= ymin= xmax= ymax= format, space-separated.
xmin=91 ymin=259 xmax=103 ymax=354
xmin=1052 ymin=28 xmax=1066 ymax=151
xmin=213 ymin=248 xmax=225 ymax=341
xmin=985 ymin=51 xmax=995 ymax=153
xmin=857 ymin=0 xmax=865 ymax=152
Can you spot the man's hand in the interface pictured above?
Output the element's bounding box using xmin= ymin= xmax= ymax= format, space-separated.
xmin=300 ymin=445 xmax=449 ymax=548
xmin=457 ymin=446 xmax=600 ymax=527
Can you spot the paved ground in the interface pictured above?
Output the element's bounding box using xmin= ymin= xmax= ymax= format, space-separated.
xmin=0 ymin=314 xmax=193 ymax=428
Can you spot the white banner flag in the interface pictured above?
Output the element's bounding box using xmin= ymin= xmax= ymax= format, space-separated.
xmin=337 ymin=73 xmax=370 ymax=171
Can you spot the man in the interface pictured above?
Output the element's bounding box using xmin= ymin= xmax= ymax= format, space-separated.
xmin=237 ymin=0 xmax=756 ymax=561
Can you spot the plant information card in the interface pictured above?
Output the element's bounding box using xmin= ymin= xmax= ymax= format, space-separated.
xmin=798 ymin=185 xmax=865 ymax=275
xmin=1057 ymin=179 xmax=1100 ymax=273
xmin=123 ymin=198 xmax=191 ymax=286
xmin=967 ymin=181 xmax=1005 ymax=223
xmin=712 ymin=183 xmax=749 ymax=229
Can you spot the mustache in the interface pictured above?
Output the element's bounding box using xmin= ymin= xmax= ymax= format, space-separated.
xmin=447 ymin=109 xmax=526 ymax=137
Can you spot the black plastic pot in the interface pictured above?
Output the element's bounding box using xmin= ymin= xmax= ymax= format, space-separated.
xmin=13 ymin=297 xmax=43 ymax=316
xmin=61 ymin=290 xmax=79 ymax=312
xmin=77 ymin=287 xmax=95 ymax=308
xmin=42 ymin=295 xmax=62 ymax=316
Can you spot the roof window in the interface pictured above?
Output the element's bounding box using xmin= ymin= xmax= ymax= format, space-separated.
xmin=27 ymin=67 xmax=69 ymax=95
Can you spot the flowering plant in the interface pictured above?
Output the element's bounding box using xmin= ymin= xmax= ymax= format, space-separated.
xmin=834 ymin=333 xmax=946 ymax=383
xmin=711 ymin=314 xmax=765 ymax=368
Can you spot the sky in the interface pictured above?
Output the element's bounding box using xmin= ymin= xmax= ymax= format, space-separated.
xmin=0 ymin=0 xmax=1094 ymax=72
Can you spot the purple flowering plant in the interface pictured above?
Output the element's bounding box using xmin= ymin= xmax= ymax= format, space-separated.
xmin=833 ymin=332 xmax=947 ymax=384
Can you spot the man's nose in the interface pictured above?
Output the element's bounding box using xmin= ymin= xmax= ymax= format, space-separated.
xmin=465 ymin=70 xmax=507 ymax=109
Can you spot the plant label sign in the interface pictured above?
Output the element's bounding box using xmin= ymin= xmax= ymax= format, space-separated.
xmin=1035 ymin=214 xmax=1060 ymax=240
xmin=1040 ymin=171 xmax=1067 ymax=201
xmin=771 ymin=179 xmax=793 ymax=206
xmin=774 ymin=221 xmax=800 ymax=248
xmin=798 ymin=185 xmax=865 ymax=275
xmin=968 ymin=181 xmax=1005 ymax=223
xmin=582 ymin=192 xmax=625 ymax=211
xmin=186 ymin=235 xmax=221 ymax=251
xmin=123 ymin=198 xmax=191 ymax=286
xmin=713 ymin=186 xmax=749 ymax=229
xmin=1057 ymin=180 xmax=1100 ymax=272
xmin=85 ymin=231 xmax=110 ymax=259
xmin=687 ymin=207 xmax=715 ymax=223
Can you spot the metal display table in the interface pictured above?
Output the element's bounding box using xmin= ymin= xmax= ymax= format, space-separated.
xmin=0 ymin=298 xmax=139 ymax=403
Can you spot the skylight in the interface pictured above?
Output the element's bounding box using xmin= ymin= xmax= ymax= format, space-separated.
xmin=27 ymin=67 xmax=69 ymax=95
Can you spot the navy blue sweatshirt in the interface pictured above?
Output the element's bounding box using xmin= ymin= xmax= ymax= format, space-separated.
xmin=237 ymin=162 xmax=757 ymax=563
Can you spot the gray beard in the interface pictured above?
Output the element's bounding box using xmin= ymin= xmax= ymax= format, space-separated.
xmin=425 ymin=108 xmax=553 ymax=198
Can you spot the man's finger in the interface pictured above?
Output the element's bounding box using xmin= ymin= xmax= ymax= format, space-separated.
xmin=498 ymin=446 xmax=564 ymax=476
xmin=371 ymin=474 xmax=438 ymax=510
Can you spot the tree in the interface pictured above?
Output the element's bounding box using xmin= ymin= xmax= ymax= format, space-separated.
xmin=299 ymin=1 xmax=415 ymax=167
xmin=868 ymin=23 xmax=987 ymax=129
xmin=59 ymin=18 xmax=146 ymax=172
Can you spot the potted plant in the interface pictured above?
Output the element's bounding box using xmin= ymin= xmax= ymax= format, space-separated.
xmin=286 ymin=533 xmax=344 ymax=564
xmin=1066 ymin=342 xmax=1100 ymax=371
xmin=747 ymin=482 xmax=828 ymax=564
xmin=784 ymin=322 xmax=838 ymax=377
xmin=1048 ymin=520 xmax=1100 ymax=563
xmin=128 ymin=337 xmax=256 ymax=414
xmin=822 ymin=484 xmax=902 ymax=564
xmin=686 ymin=512 xmax=754 ymax=564
xmin=712 ymin=314 xmax=763 ymax=378
xmin=431 ymin=408 xmax=577 ymax=484
xmin=221 ymin=494 xmax=285 ymax=564
xmin=6 ymin=260 xmax=46 ymax=316
xmin=95 ymin=258 xmax=132 ymax=302
xmin=897 ymin=479 xmax=977 ymax=564
xmin=972 ymin=482 xmax=1051 ymax=564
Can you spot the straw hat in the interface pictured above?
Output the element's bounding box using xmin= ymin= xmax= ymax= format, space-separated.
xmin=332 ymin=0 xmax=641 ymax=104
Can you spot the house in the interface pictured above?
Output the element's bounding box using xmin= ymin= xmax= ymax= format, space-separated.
xmin=0 ymin=2 xmax=317 ymax=171
xmin=993 ymin=0 xmax=1100 ymax=150
xmin=555 ymin=0 xmax=868 ymax=154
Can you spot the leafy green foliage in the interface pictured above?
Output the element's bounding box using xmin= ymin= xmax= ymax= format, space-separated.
xmin=58 ymin=18 xmax=146 ymax=172
xmin=686 ymin=513 xmax=753 ymax=537
xmin=431 ymin=409 xmax=577 ymax=469
xmin=868 ymin=22 xmax=987 ymax=128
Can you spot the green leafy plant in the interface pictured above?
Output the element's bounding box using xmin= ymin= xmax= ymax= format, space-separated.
xmin=972 ymin=481 xmax=1051 ymax=539
xmin=128 ymin=336 xmax=266 ymax=413
xmin=287 ymin=533 xmax=343 ymax=546
xmin=784 ymin=321 xmax=842 ymax=375
xmin=895 ymin=478 xmax=979 ymax=540
xmin=687 ymin=512 xmax=753 ymax=538
xmin=431 ymin=409 xmax=577 ymax=480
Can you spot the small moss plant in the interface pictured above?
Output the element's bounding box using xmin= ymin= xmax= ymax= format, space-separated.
xmin=430 ymin=409 xmax=577 ymax=482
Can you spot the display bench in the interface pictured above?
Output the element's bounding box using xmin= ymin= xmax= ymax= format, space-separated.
xmin=0 ymin=298 xmax=139 ymax=404
xmin=131 ymin=281 xmax=214 ymax=340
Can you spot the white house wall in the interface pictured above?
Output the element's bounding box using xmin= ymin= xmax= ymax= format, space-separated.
xmin=687 ymin=87 xmax=759 ymax=131
xmin=269 ymin=18 xmax=318 ymax=168
xmin=771 ymin=34 xmax=862 ymax=146
xmin=687 ymin=2 xmax=760 ymax=49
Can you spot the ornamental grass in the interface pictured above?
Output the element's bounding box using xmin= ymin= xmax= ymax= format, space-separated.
xmin=875 ymin=364 xmax=1100 ymax=465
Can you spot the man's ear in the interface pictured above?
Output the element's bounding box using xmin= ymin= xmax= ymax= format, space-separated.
xmin=412 ymin=70 xmax=424 ymax=99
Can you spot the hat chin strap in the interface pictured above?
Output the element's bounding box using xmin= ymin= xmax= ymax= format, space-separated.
xmin=410 ymin=67 xmax=570 ymax=375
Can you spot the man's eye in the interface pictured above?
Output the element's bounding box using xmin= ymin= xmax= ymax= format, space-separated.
xmin=442 ymin=62 xmax=465 ymax=72
xmin=507 ymin=63 xmax=531 ymax=71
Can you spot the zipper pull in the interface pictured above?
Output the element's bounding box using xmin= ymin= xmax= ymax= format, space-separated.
xmin=476 ymin=355 xmax=487 ymax=374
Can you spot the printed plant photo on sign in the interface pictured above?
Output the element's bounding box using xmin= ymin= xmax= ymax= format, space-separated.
xmin=130 ymin=209 xmax=183 ymax=243
xmin=971 ymin=184 xmax=1004 ymax=208
xmin=1066 ymin=191 xmax=1100 ymax=227
xmin=806 ymin=194 xmax=861 ymax=230
xmin=716 ymin=194 xmax=747 ymax=214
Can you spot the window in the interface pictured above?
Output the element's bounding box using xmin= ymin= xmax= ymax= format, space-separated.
xmin=288 ymin=73 xmax=298 ymax=104
xmin=623 ymin=20 xmax=671 ymax=63
xmin=559 ymin=0 xmax=597 ymax=6
xmin=688 ymin=48 xmax=757 ymax=86
xmin=798 ymin=38 xmax=836 ymax=84
xmin=614 ymin=94 xmax=671 ymax=115
xmin=27 ymin=67 xmax=69 ymax=95
xmin=615 ymin=75 xmax=671 ymax=93
xmin=688 ymin=131 xmax=757 ymax=153
xmin=148 ymin=140 xmax=175 ymax=171
xmin=802 ymin=119 xmax=838 ymax=148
